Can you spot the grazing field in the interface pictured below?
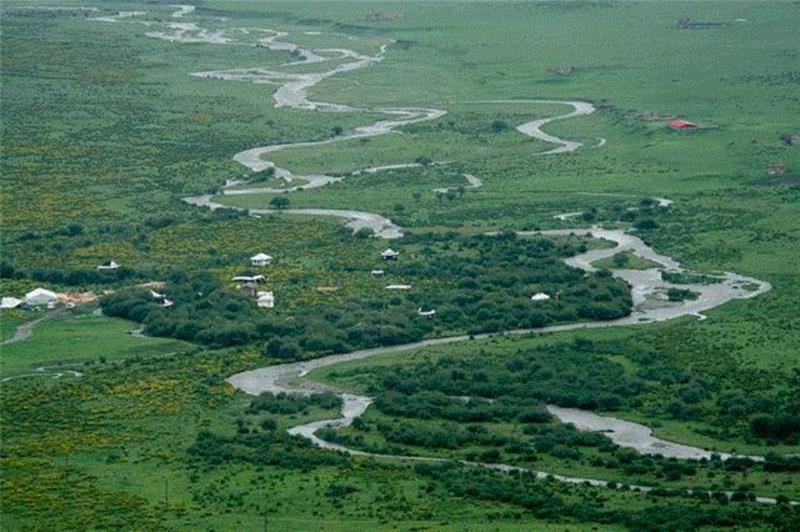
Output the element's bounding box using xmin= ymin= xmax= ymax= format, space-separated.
xmin=1 ymin=308 xmax=187 ymax=375
xmin=1 ymin=1 xmax=798 ymax=530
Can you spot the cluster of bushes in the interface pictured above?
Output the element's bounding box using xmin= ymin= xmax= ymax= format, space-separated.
xmin=522 ymin=423 xmax=616 ymax=454
xmin=661 ymin=271 xmax=721 ymax=285
xmin=335 ymin=333 xmax=800 ymax=454
xmin=375 ymin=418 xmax=507 ymax=450
xmin=1 ymin=261 xmax=142 ymax=287
xmin=246 ymin=392 xmax=341 ymax=415
xmin=101 ymin=232 xmax=632 ymax=354
xmin=415 ymin=463 xmax=799 ymax=529
xmin=374 ymin=391 xmax=551 ymax=423
xmin=667 ymin=287 xmax=699 ymax=302
xmin=188 ymin=429 xmax=346 ymax=469
xmin=377 ymin=341 xmax=642 ymax=410
xmin=387 ymin=232 xmax=633 ymax=331
xmin=750 ymin=414 xmax=800 ymax=443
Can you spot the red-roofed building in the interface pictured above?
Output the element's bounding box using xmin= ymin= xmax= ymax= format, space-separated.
xmin=669 ymin=120 xmax=697 ymax=129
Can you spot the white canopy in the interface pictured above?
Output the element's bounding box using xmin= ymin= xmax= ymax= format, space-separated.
xmin=250 ymin=253 xmax=273 ymax=265
xmin=385 ymin=284 xmax=412 ymax=290
xmin=257 ymin=291 xmax=275 ymax=308
xmin=1 ymin=297 xmax=23 ymax=309
xmin=531 ymin=292 xmax=551 ymax=301
xmin=98 ymin=260 xmax=119 ymax=270
xmin=233 ymin=274 xmax=266 ymax=283
xmin=24 ymin=288 xmax=59 ymax=306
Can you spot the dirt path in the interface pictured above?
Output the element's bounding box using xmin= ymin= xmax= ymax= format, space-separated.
xmin=1 ymin=365 xmax=83 ymax=383
xmin=0 ymin=308 xmax=63 ymax=347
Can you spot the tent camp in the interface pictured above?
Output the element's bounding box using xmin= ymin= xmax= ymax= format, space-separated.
xmin=24 ymin=288 xmax=59 ymax=307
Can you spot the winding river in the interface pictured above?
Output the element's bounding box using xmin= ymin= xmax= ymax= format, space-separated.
xmin=93 ymin=6 xmax=782 ymax=504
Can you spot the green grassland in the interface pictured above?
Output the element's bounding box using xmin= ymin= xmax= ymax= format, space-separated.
xmin=1 ymin=307 xmax=187 ymax=375
xmin=2 ymin=1 xmax=799 ymax=529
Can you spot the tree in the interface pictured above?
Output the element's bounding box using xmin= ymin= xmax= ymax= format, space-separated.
xmin=270 ymin=196 xmax=290 ymax=209
xmin=65 ymin=223 xmax=83 ymax=236
xmin=612 ymin=253 xmax=630 ymax=267
xmin=634 ymin=218 xmax=658 ymax=230
xmin=490 ymin=120 xmax=510 ymax=133
xmin=355 ymin=228 xmax=374 ymax=239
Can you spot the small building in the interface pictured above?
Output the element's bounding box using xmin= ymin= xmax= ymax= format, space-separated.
xmin=385 ymin=284 xmax=412 ymax=290
xmin=24 ymin=288 xmax=59 ymax=307
xmin=149 ymin=290 xmax=166 ymax=300
xmin=250 ymin=253 xmax=273 ymax=266
xmin=668 ymin=120 xmax=697 ymax=129
xmin=531 ymin=292 xmax=551 ymax=302
xmin=257 ymin=291 xmax=275 ymax=308
xmin=381 ymin=248 xmax=399 ymax=260
xmin=232 ymin=274 xmax=266 ymax=283
xmin=162 ymin=298 xmax=174 ymax=308
xmin=97 ymin=260 xmax=120 ymax=271
xmin=0 ymin=297 xmax=23 ymax=309
xmin=371 ymin=269 xmax=385 ymax=276
xmin=417 ymin=307 xmax=436 ymax=317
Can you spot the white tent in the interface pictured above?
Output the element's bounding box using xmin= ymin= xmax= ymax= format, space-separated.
xmin=531 ymin=292 xmax=551 ymax=302
xmin=257 ymin=291 xmax=275 ymax=308
xmin=0 ymin=297 xmax=23 ymax=309
xmin=98 ymin=260 xmax=120 ymax=271
xmin=232 ymin=274 xmax=266 ymax=283
xmin=385 ymin=284 xmax=412 ymax=290
xmin=250 ymin=253 xmax=273 ymax=266
xmin=381 ymin=248 xmax=399 ymax=260
xmin=24 ymin=288 xmax=59 ymax=307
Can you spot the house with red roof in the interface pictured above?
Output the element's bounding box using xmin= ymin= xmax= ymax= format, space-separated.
xmin=668 ymin=120 xmax=697 ymax=129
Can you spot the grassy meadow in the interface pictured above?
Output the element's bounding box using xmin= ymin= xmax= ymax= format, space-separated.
xmin=1 ymin=1 xmax=798 ymax=529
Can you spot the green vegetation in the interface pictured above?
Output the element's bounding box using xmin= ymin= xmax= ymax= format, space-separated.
xmin=1 ymin=308 xmax=186 ymax=375
xmin=1 ymin=0 xmax=799 ymax=529
xmin=592 ymin=251 xmax=662 ymax=271
xmin=100 ymin=232 xmax=631 ymax=353
xmin=661 ymin=271 xmax=723 ymax=286
xmin=666 ymin=288 xmax=700 ymax=302
xmin=316 ymin=330 xmax=800 ymax=460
